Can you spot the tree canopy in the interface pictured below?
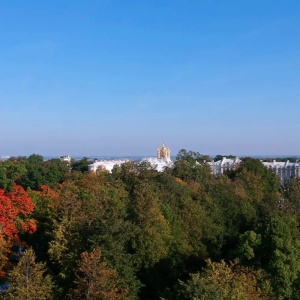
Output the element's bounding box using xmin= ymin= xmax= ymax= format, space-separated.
xmin=0 ymin=152 xmax=298 ymax=299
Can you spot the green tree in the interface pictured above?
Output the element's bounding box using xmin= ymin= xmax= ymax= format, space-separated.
xmin=176 ymin=149 xmax=211 ymax=163
xmin=168 ymin=260 xmax=273 ymax=300
xmin=281 ymin=178 xmax=300 ymax=217
xmin=129 ymin=181 xmax=172 ymax=268
xmin=236 ymin=213 xmax=300 ymax=299
xmin=27 ymin=154 xmax=44 ymax=163
xmin=235 ymin=158 xmax=279 ymax=196
xmin=169 ymin=273 xmax=222 ymax=300
xmin=4 ymin=248 xmax=53 ymax=300
xmin=262 ymin=213 xmax=300 ymax=299
xmin=20 ymin=157 xmax=68 ymax=190
xmin=171 ymin=150 xmax=212 ymax=183
xmin=202 ymin=175 xmax=260 ymax=259
xmin=0 ymin=160 xmax=27 ymax=191
xmin=71 ymin=158 xmax=90 ymax=173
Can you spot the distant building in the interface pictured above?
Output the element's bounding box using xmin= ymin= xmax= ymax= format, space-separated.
xmin=207 ymin=157 xmax=242 ymax=175
xmin=207 ymin=157 xmax=300 ymax=185
xmin=157 ymin=144 xmax=171 ymax=161
xmin=59 ymin=155 xmax=71 ymax=165
xmin=88 ymin=144 xmax=173 ymax=173
xmin=0 ymin=156 xmax=11 ymax=161
xmin=88 ymin=159 xmax=128 ymax=173
xmin=261 ymin=160 xmax=300 ymax=185
xmin=142 ymin=144 xmax=173 ymax=172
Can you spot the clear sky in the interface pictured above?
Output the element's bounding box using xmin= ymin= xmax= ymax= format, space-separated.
xmin=1 ymin=1 xmax=300 ymax=157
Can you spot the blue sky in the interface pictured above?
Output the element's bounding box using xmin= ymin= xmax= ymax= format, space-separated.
xmin=1 ymin=1 xmax=300 ymax=157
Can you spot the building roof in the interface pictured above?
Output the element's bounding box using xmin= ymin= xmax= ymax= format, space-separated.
xmin=142 ymin=157 xmax=173 ymax=172
xmin=207 ymin=157 xmax=242 ymax=167
xmin=262 ymin=160 xmax=300 ymax=168
xmin=88 ymin=159 xmax=128 ymax=172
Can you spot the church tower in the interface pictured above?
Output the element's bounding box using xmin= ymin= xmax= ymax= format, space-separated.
xmin=157 ymin=144 xmax=171 ymax=161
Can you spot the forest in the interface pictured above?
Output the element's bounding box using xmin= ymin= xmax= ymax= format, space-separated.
xmin=0 ymin=151 xmax=299 ymax=299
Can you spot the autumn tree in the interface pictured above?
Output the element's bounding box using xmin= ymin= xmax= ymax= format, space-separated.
xmin=0 ymin=184 xmax=36 ymax=238
xmin=48 ymin=174 xmax=140 ymax=299
xmin=0 ymin=184 xmax=36 ymax=275
xmin=69 ymin=249 xmax=127 ymax=300
xmin=24 ymin=185 xmax=60 ymax=263
xmin=0 ymin=150 xmax=289 ymax=299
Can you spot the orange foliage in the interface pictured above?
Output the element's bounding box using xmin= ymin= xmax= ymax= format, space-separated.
xmin=0 ymin=185 xmax=37 ymax=276
xmin=187 ymin=181 xmax=202 ymax=193
xmin=33 ymin=184 xmax=60 ymax=211
xmin=71 ymin=249 xmax=127 ymax=300
xmin=175 ymin=177 xmax=186 ymax=185
xmin=0 ymin=184 xmax=36 ymax=242
xmin=38 ymin=185 xmax=60 ymax=198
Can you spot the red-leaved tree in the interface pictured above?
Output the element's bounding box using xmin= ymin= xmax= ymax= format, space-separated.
xmin=0 ymin=184 xmax=36 ymax=275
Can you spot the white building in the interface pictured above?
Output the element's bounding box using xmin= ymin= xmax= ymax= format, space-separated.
xmin=262 ymin=160 xmax=300 ymax=185
xmin=88 ymin=159 xmax=128 ymax=173
xmin=59 ymin=155 xmax=71 ymax=165
xmin=141 ymin=157 xmax=173 ymax=172
xmin=88 ymin=144 xmax=173 ymax=173
xmin=207 ymin=157 xmax=300 ymax=185
xmin=207 ymin=157 xmax=242 ymax=175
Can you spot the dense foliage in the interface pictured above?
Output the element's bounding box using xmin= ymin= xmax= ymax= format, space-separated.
xmin=1 ymin=151 xmax=300 ymax=299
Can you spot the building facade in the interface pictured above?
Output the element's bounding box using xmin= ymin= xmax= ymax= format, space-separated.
xmin=142 ymin=144 xmax=173 ymax=172
xmin=88 ymin=144 xmax=173 ymax=173
xmin=88 ymin=159 xmax=128 ymax=173
xmin=207 ymin=157 xmax=242 ymax=175
xmin=208 ymin=157 xmax=300 ymax=185
xmin=262 ymin=160 xmax=300 ymax=185
xmin=157 ymin=144 xmax=171 ymax=161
